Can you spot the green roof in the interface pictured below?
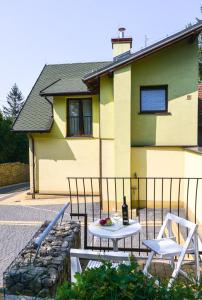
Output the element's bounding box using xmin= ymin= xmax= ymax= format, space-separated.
xmin=12 ymin=61 xmax=111 ymax=132
xmin=40 ymin=78 xmax=90 ymax=96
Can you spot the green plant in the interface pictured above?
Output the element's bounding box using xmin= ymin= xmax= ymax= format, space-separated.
xmin=0 ymin=112 xmax=28 ymax=163
xmin=56 ymin=259 xmax=202 ymax=300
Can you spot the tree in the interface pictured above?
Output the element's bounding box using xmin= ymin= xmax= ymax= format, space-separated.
xmin=0 ymin=87 xmax=28 ymax=164
xmin=0 ymin=113 xmax=28 ymax=164
xmin=3 ymin=83 xmax=24 ymax=119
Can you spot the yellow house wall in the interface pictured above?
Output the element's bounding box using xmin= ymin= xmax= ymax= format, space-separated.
xmin=34 ymin=138 xmax=99 ymax=193
xmin=131 ymin=147 xmax=185 ymax=208
xmin=131 ymin=147 xmax=202 ymax=237
xmin=100 ymin=76 xmax=114 ymax=139
xmin=112 ymin=42 xmax=131 ymax=57
xmin=105 ymin=65 xmax=131 ymax=208
xmin=30 ymin=38 xmax=199 ymax=201
xmin=184 ymin=150 xmax=202 ymax=236
xmin=184 ymin=150 xmax=202 ymax=177
xmin=114 ymin=65 xmax=131 ymax=177
xmin=131 ymin=39 xmax=198 ymax=146
xmin=101 ymin=140 xmax=115 ymax=177
xmin=28 ymin=135 xmax=34 ymax=194
xmin=34 ymin=94 xmax=100 ymax=139
xmin=99 ymin=76 xmax=115 ymax=178
xmin=32 ymin=94 xmax=100 ymax=193
xmin=131 ymin=147 xmax=184 ymax=178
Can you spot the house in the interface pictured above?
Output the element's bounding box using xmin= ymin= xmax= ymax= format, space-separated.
xmin=13 ymin=22 xmax=202 ymax=200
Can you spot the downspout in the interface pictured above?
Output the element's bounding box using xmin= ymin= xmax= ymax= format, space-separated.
xmin=98 ymin=85 xmax=103 ymax=208
xmin=29 ymin=134 xmax=35 ymax=199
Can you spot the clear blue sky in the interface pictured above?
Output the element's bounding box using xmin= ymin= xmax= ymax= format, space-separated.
xmin=0 ymin=0 xmax=201 ymax=108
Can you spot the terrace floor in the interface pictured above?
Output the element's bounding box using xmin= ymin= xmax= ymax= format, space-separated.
xmin=70 ymin=199 xmax=202 ymax=284
xmin=0 ymin=194 xmax=201 ymax=299
xmin=70 ymin=200 xmax=191 ymax=254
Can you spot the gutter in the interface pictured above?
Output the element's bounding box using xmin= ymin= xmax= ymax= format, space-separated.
xmin=98 ymin=85 xmax=103 ymax=207
xmin=40 ymin=91 xmax=96 ymax=96
xmin=11 ymin=128 xmax=52 ymax=133
xmin=83 ymin=22 xmax=202 ymax=82
xmin=29 ymin=134 xmax=35 ymax=199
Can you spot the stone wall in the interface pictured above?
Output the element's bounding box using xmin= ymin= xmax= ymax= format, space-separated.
xmin=0 ymin=162 xmax=29 ymax=187
xmin=3 ymin=220 xmax=81 ymax=299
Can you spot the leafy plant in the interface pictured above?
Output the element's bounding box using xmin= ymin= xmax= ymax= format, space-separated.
xmin=56 ymin=260 xmax=202 ymax=300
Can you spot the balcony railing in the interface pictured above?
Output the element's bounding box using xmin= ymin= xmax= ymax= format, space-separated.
xmin=67 ymin=177 xmax=202 ymax=254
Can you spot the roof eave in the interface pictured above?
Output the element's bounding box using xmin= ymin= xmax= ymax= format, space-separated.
xmin=12 ymin=129 xmax=51 ymax=133
xmin=83 ymin=23 xmax=202 ymax=82
xmin=40 ymin=91 xmax=97 ymax=96
xmin=12 ymin=117 xmax=54 ymax=133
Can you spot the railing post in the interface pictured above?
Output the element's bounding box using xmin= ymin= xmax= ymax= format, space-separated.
xmin=66 ymin=176 xmax=202 ymax=255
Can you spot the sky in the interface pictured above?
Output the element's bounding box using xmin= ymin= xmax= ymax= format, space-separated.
xmin=0 ymin=0 xmax=202 ymax=108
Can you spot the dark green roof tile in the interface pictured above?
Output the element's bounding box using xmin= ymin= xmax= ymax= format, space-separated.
xmin=40 ymin=78 xmax=89 ymax=95
xmin=12 ymin=61 xmax=111 ymax=132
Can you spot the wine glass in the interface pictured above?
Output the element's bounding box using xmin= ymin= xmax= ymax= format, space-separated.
xmin=111 ymin=208 xmax=121 ymax=224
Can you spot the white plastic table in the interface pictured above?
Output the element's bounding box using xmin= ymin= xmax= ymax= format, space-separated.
xmin=88 ymin=219 xmax=141 ymax=251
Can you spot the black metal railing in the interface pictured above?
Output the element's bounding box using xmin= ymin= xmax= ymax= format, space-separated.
xmin=67 ymin=177 xmax=202 ymax=254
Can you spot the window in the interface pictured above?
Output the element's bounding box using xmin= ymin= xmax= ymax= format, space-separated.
xmin=140 ymin=86 xmax=168 ymax=113
xmin=67 ymin=99 xmax=92 ymax=136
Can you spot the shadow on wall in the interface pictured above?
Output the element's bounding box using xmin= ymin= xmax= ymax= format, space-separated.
xmin=133 ymin=114 xmax=157 ymax=146
xmin=35 ymin=139 xmax=76 ymax=192
xmin=35 ymin=139 xmax=76 ymax=161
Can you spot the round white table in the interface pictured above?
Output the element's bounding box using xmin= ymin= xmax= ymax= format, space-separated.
xmin=88 ymin=219 xmax=141 ymax=251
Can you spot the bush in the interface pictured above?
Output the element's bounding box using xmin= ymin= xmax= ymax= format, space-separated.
xmin=56 ymin=260 xmax=202 ymax=300
xmin=0 ymin=114 xmax=28 ymax=163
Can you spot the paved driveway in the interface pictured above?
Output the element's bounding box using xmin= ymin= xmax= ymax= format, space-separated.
xmin=0 ymin=182 xmax=29 ymax=201
xmin=0 ymin=187 xmax=69 ymax=287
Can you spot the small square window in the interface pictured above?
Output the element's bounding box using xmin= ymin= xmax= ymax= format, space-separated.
xmin=140 ymin=86 xmax=168 ymax=113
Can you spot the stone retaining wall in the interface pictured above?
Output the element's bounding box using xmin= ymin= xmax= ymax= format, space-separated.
xmin=3 ymin=220 xmax=81 ymax=299
xmin=0 ymin=162 xmax=29 ymax=187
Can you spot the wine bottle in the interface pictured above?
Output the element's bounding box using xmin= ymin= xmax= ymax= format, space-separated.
xmin=122 ymin=196 xmax=129 ymax=225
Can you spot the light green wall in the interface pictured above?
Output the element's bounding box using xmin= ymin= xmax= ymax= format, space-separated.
xmin=114 ymin=65 xmax=131 ymax=177
xmin=100 ymin=75 xmax=115 ymax=177
xmin=131 ymin=39 xmax=198 ymax=146
xmin=100 ymin=76 xmax=114 ymax=139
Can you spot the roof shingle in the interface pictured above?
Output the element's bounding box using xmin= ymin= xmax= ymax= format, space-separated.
xmin=12 ymin=61 xmax=111 ymax=132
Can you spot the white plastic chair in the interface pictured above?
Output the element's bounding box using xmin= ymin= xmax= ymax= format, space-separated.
xmin=70 ymin=249 xmax=130 ymax=282
xmin=143 ymin=213 xmax=200 ymax=287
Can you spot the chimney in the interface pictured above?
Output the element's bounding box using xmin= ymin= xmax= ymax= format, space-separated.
xmin=111 ymin=28 xmax=132 ymax=58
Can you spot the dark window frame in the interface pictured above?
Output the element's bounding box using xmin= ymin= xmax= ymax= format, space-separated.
xmin=66 ymin=98 xmax=93 ymax=137
xmin=140 ymin=85 xmax=168 ymax=114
